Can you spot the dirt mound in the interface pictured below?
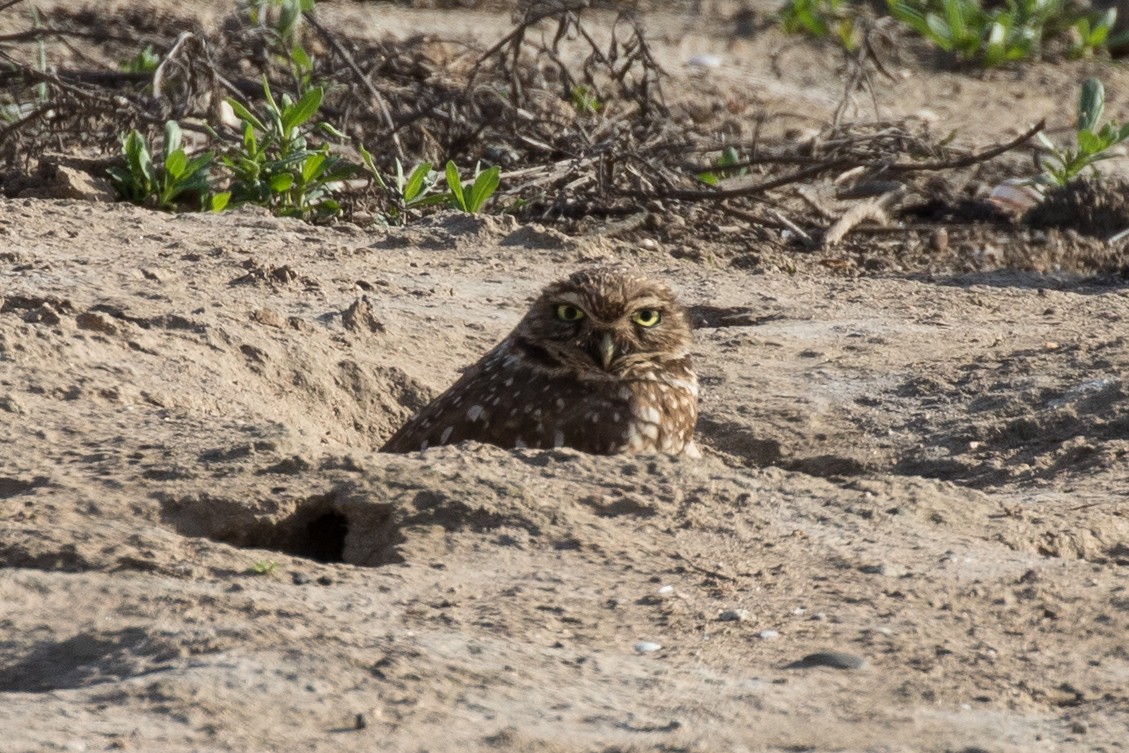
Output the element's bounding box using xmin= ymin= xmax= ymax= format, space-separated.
xmin=3 ymin=198 xmax=1129 ymax=751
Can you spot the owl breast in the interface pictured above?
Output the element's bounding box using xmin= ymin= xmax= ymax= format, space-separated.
xmin=380 ymin=339 xmax=698 ymax=455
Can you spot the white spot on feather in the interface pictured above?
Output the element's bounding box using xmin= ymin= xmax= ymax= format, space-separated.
xmin=467 ymin=404 xmax=484 ymax=421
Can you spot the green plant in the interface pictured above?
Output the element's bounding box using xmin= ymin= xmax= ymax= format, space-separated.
xmin=777 ymin=0 xmax=859 ymax=49
xmin=243 ymin=0 xmax=312 ymax=45
xmin=444 ymin=161 xmax=501 ymax=213
xmin=887 ymin=0 xmax=1102 ymax=66
xmin=397 ymin=161 xmax=439 ymax=205
xmin=697 ymin=146 xmax=748 ymax=186
xmin=1036 ymin=78 xmax=1129 ymax=186
xmin=108 ymin=121 xmax=216 ymax=210
xmin=357 ymin=149 xmax=449 ymax=222
xmin=1067 ymin=7 xmax=1129 ymax=57
xmin=242 ymin=0 xmax=317 ymax=91
xmin=570 ymin=84 xmax=601 ymax=114
xmin=222 ymin=79 xmax=355 ymax=219
xmin=247 ymin=560 xmax=279 ymax=575
xmin=122 ymin=44 xmax=160 ymax=74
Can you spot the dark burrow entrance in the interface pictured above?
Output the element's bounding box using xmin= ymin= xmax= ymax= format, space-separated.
xmin=157 ymin=489 xmax=401 ymax=567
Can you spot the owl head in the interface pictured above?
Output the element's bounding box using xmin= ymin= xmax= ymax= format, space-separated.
xmin=512 ymin=266 xmax=693 ymax=380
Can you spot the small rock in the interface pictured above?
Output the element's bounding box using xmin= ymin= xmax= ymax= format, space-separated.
xmin=24 ymin=304 xmax=61 ymax=325
xmin=316 ymin=575 xmax=334 ymax=586
xmin=657 ymin=585 xmax=674 ymax=595
xmin=291 ymin=572 xmax=311 ymax=585
xmin=355 ymin=708 xmax=381 ymax=729
xmin=687 ymin=53 xmax=722 ymax=68
xmin=0 ymin=394 xmax=25 ymax=414
xmin=757 ymin=630 xmax=779 ymax=640
xmin=634 ymin=641 xmax=662 ymax=653
xmin=718 ymin=609 xmax=750 ymax=622
xmin=251 ymin=307 xmax=287 ymax=329
xmin=860 ymin=563 xmax=906 ymax=577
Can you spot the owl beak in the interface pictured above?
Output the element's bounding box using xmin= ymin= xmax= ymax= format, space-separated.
xmin=596 ymin=332 xmax=616 ymax=370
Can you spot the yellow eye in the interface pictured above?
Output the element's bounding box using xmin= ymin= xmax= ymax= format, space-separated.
xmin=632 ymin=308 xmax=661 ymax=327
xmin=555 ymin=304 xmax=586 ymax=322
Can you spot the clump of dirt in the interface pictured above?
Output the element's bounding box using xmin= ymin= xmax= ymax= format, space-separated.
xmin=1026 ymin=175 xmax=1129 ymax=238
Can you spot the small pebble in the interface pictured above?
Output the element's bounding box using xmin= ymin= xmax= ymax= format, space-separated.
xmin=634 ymin=641 xmax=662 ymax=653
xmin=687 ymin=53 xmax=722 ymax=68
xmin=757 ymin=630 xmax=779 ymax=640
xmin=657 ymin=585 xmax=674 ymax=595
xmin=292 ymin=572 xmax=311 ymax=585
xmin=718 ymin=609 xmax=750 ymax=622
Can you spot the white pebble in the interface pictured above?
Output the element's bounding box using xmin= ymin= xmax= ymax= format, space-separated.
xmin=657 ymin=585 xmax=674 ymax=595
xmin=687 ymin=53 xmax=721 ymax=69
xmin=634 ymin=641 xmax=663 ymax=653
xmin=756 ymin=630 xmax=779 ymax=640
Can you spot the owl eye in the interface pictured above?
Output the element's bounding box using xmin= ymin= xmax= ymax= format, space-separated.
xmin=555 ymin=304 xmax=586 ymax=322
xmin=632 ymin=308 xmax=662 ymax=327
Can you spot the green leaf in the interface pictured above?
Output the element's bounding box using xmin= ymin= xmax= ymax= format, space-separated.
xmin=1076 ymin=129 xmax=1102 ymax=155
xmin=133 ymin=136 xmax=158 ymax=187
xmin=301 ymin=152 xmax=326 ymax=183
xmin=1078 ymin=78 xmax=1104 ymax=134
xmin=926 ymin=14 xmax=955 ymax=49
xmin=318 ymin=122 xmax=348 ymax=139
xmin=282 ymin=86 xmax=323 ymax=135
xmin=697 ymin=172 xmax=718 ymax=186
xmin=467 ymin=165 xmax=500 ymax=212
xmin=227 ymin=98 xmax=266 ymax=133
xmin=183 ymin=152 xmax=213 ymax=177
xmin=270 ymin=173 xmax=295 ymax=192
xmin=403 ymin=162 xmax=432 ymax=203
xmin=290 ymin=45 xmax=311 ymax=70
xmin=164 ymin=149 xmax=187 ymax=179
xmin=445 ymin=161 xmax=466 ymax=211
xmin=163 ymin=120 xmax=182 ymax=157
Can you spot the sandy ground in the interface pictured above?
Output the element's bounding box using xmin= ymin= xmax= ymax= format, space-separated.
xmin=3 ymin=2 xmax=1129 ymax=752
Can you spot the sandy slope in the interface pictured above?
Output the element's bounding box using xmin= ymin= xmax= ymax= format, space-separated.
xmin=1 ymin=197 xmax=1128 ymax=752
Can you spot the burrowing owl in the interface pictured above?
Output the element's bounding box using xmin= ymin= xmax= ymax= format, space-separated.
xmin=380 ymin=266 xmax=698 ymax=456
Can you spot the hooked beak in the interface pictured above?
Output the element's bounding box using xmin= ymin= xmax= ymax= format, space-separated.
xmin=595 ymin=332 xmax=615 ymax=371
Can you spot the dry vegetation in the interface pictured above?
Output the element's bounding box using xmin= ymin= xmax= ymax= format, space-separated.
xmin=1 ymin=0 xmax=1126 ymax=275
